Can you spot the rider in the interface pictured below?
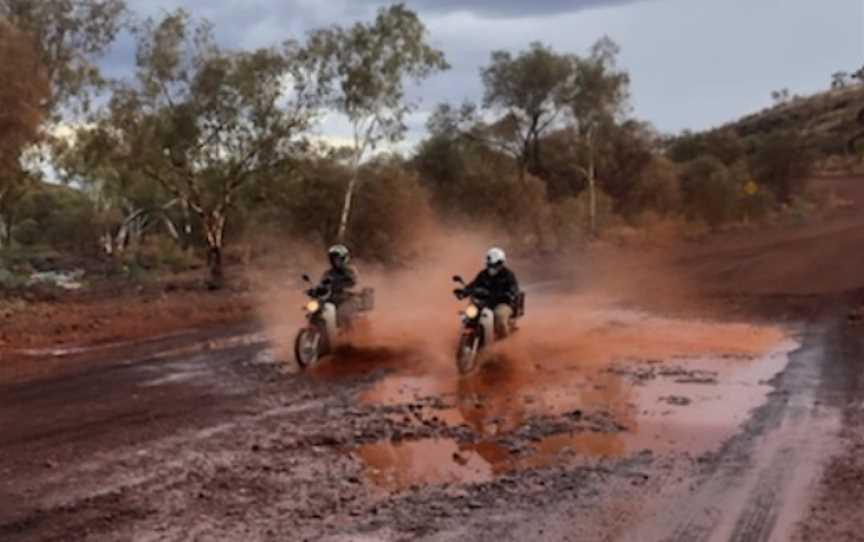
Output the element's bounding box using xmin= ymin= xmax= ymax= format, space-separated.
xmin=318 ymin=244 xmax=359 ymax=326
xmin=457 ymin=247 xmax=520 ymax=338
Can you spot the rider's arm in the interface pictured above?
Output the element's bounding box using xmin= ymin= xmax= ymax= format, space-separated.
xmin=326 ymin=267 xmax=357 ymax=292
xmin=342 ymin=266 xmax=358 ymax=289
xmin=465 ymin=271 xmax=484 ymax=292
xmin=508 ymin=270 xmax=520 ymax=299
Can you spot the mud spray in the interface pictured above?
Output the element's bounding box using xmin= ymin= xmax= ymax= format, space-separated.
xmin=251 ymin=221 xmax=795 ymax=490
xmin=252 ymin=221 xmax=786 ymax=375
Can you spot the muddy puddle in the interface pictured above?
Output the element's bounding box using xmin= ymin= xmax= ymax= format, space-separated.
xmin=344 ymin=307 xmax=797 ymax=492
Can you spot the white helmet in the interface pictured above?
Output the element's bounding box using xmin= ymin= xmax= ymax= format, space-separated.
xmin=485 ymin=247 xmax=506 ymax=275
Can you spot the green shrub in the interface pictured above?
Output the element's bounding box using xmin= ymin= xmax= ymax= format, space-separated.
xmin=781 ymin=195 xmax=818 ymax=225
xmin=627 ymin=156 xmax=682 ymax=216
xmin=679 ymin=156 xmax=741 ymax=227
xmin=748 ymin=130 xmax=815 ymax=203
xmin=119 ymin=237 xmax=200 ymax=273
xmin=12 ymin=218 xmax=40 ymax=246
xmin=0 ymin=268 xmax=20 ymax=289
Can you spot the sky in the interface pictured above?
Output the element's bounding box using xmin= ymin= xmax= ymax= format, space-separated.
xmin=103 ymin=0 xmax=864 ymax=152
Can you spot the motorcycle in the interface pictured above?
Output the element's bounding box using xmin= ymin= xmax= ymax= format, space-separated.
xmin=451 ymin=275 xmax=525 ymax=374
xmin=294 ymin=274 xmax=374 ymax=369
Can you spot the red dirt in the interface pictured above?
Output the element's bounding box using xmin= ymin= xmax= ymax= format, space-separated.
xmin=2 ymin=176 xmax=864 ymax=541
xmin=0 ymin=278 xmax=253 ymax=381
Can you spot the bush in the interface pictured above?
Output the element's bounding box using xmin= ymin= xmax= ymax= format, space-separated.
xmin=781 ymin=195 xmax=818 ymax=225
xmin=544 ymin=187 xmax=619 ymax=247
xmin=748 ymin=130 xmax=815 ymax=203
xmin=260 ymin=156 xmax=434 ymax=264
xmin=0 ymin=267 xmax=21 ymax=289
xmin=12 ymin=218 xmax=40 ymax=246
xmin=738 ymin=184 xmax=777 ymax=222
xmin=149 ymin=237 xmax=200 ymax=272
xmin=679 ymin=156 xmax=741 ymax=227
xmin=626 ymin=156 xmax=682 ymax=216
xmin=120 ymin=237 xmax=200 ymax=273
xmin=348 ymin=161 xmax=433 ymax=263
xmin=667 ymin=128 xmax=745 ymax=166
xmin=14 ymin=184 xmax=102 ymax=254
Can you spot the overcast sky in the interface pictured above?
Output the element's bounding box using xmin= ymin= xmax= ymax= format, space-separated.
xmin=106 ymin=0 xmax=864 ymax=150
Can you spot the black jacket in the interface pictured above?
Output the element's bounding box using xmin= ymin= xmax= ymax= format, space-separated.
xmin=320 ymin=265 xmax=358 ymax=304
xmin=466 ymin=266 xmax=519 ymax=306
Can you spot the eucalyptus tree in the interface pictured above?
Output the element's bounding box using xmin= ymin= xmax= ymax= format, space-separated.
xmin=306 ymin=3 xmax=448 ymax=241
xmin=77 ymin=10 xmax=323 ymax=286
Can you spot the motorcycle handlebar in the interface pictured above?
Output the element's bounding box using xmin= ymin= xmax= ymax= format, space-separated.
xmin=306 ymin=284 xmax=332 ymax=299
xmin=454 ymin=286 xmax=491 ymax=299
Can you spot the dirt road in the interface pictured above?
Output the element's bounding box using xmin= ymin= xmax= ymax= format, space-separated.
xmin=2 ymin=177 xmax=864 ymax=541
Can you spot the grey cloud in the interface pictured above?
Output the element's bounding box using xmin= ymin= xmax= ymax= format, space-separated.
xmin=96 ymin=0 xmax=863 ymax=143
xmin=103 ymin=0 xmax=369 ymax=80
xmin=354 ymin=0 xmax=651 ymax=18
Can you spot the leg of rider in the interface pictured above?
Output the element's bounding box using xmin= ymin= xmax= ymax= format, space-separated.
xmin=322 ymin=303 xmax=338 ymax=344
xmin=494 ymin=304 xmax=513 ymax=338
xmin=337 ymin=296 xmax=357 ymax=329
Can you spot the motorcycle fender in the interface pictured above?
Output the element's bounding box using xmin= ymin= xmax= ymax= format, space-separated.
xmin=479 ymin=307 xmax=495 ymax=345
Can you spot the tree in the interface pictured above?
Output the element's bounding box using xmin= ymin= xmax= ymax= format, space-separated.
xmin=594 ymin=120 xmax=655 ymax=215
xmin=749 ymin=130 xmax=814 ymax=203
xmin=54 ymin=126 xmax=179 ymax=255
xmin=679 ymin=156 xmax=740 ymax=227
xmin=415 ymin=114 xmax=519 ymax=220
xmin=0 ymin=0 xmax=127 ymax=117
xmin=0 ymin=0 xmax=125 ymax=247
xmin=479 ymin=42 xmax=573 ymax=178
xmin=848 ymin=106 xmax=864 ymax=158
xmin=629 ymin=156 xmax=681 ymax=216
xmin=79 ymin=10 xmax=321 ymax=286
xmin=565 ymin=36 xmax=630 ymax=235
xmin=666 ymin=128 xmax=745 ymax=166
xmin=832 ymin=71 xmax=850 ymax=89
xmin=771 ymin=88 xmax=791 ymax=105
xmin=306 ymin=3 xmax=448 ymax=242
xmin=0 ymin=20 xmax=49 ymax=246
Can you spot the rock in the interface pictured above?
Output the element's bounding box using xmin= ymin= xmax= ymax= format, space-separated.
xmin=674 ymin=377 xmax=717 ymax=385
xmin=660 ymin=395 xmax=692 ymax=406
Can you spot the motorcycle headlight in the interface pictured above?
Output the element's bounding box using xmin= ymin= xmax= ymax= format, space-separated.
xmin=305 ymin=300 xmax=320 ymax=313
xmin=464 ymin=304 xmax=479 ymax=319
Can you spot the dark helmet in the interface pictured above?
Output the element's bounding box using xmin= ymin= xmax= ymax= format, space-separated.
xmin=328 ymin=244 xmax=351 ymax=269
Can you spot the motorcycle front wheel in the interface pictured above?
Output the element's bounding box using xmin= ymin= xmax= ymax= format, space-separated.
xmin=456 ymin=332 xmax=481 ymax=375
xmin=294 ymin=327 xmax=324 ymax=369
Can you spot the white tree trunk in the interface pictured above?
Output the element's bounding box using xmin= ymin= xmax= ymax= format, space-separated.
xmin=205 ymin=211 xmax=227 ymax=288
xmin=337 ymin=146 xmax=364 ymax=243
xmin=102 ymin=232 xmax=114 ymax=255
xmin=337 ymin=171 xmax=358 ymax=243
xmin=162 ymin=215 xmax=180 ymax=241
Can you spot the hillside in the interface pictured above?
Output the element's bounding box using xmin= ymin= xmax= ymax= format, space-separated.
xmin=729 ymin=85 xmax=864 ymax=158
